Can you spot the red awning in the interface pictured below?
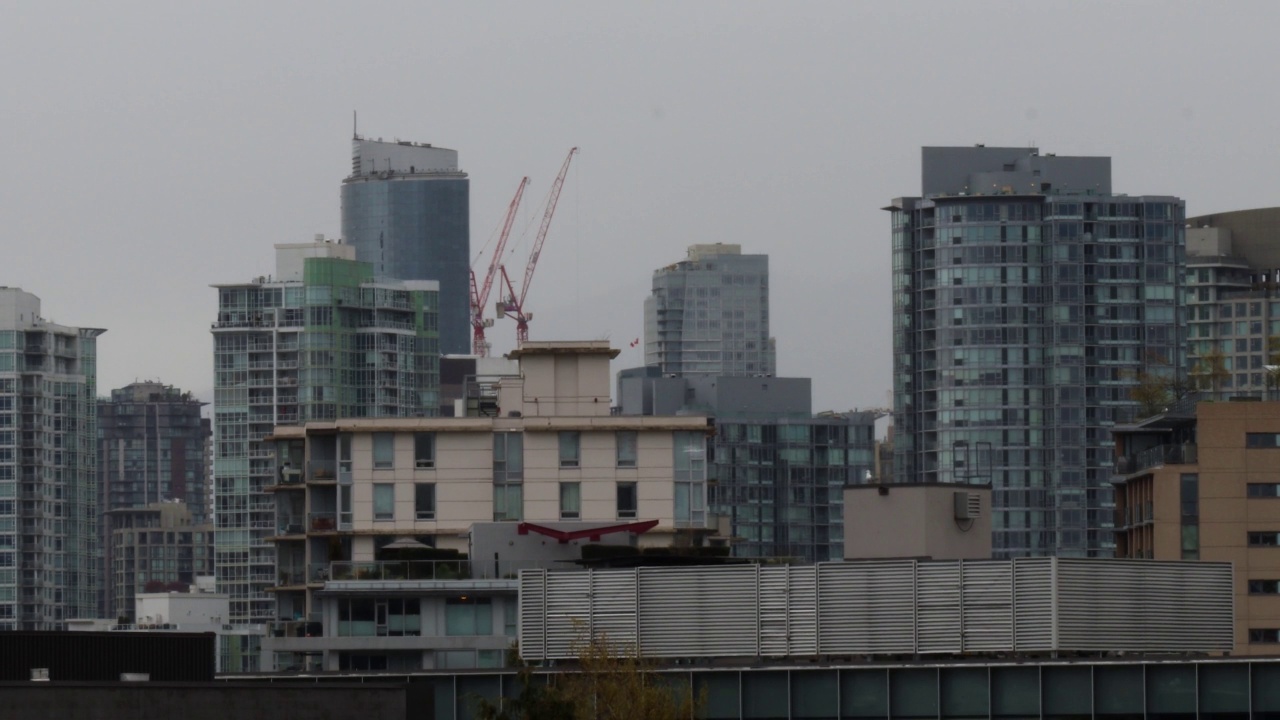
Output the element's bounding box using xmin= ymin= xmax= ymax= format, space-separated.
xmin=516 ymin=519 xmax=659 ymax=544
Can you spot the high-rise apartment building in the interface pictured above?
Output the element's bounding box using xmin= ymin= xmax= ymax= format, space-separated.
xmin=341 ymin=136 xmax=470 ymax=355
xmin=0 ymin=288 xmax=103 ymax=628
xmin=1185 ymin=208 xmax=1280 ymax=396
xmin=616 ymin=369 xmax=875 ymax=562
xmin=888 ymin=146 xmax=1185 ymax=557
xmin=97 ymin=381 xmax=209 ymax=616
xmin=644 ymin=244 xmax=776 ymax=377
xmin=212 ymin=240 xmax=440 ymax=630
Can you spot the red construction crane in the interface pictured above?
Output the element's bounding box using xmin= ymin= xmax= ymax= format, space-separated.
xmin=470 ymin=177 xmax=529 ymax=356
xmin=498 ymin=147 xmax=578 ymax=345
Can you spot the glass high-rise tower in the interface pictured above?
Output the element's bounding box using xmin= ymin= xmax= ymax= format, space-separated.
xmin=212 ymin=241 xmax=439 ymax=642
xmin=644 ymin=244 xmax=776 ymax=377
xmin=0 ymin=288 xmax=103 ymax=628
xmin=341 ymin=136 xmax=469 ymax=355
xmin=888 ymin=146 xmax=1185 ymax=558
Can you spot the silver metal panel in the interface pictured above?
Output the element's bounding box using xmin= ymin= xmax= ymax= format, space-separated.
xmin=758 ymin=565 xmax=789 ymax=657
xmin=637 ymin=566 xmax=759 ymax=658
xmin=518 ymin=559 xmax=1234 ymax=662
xmin=960 ymin=560 xmax=1013 ymax=652
xmin=917 ymin=562 xmax=961 ymax=654
xmin=545 ymin=571 xmax=590 ymax=658
xmin=1054 ymin=559 xmax=1234 ymax=652
xmin=518 ymin=570 xmax=546 ymax=659
xmin=786 ymin=565 xmax=818 ymax=656
xmin=1012 ymin=558 xmax=1054 ymax=652
xmin=590 ymin=570 xmax=638 ymax=650
xmin=817 ymin=560 xmax=917 ymax=655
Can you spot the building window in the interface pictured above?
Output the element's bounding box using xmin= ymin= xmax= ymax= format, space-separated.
xmin=617 ymin=482 xmax=637 ymax=519
xmin=493 ymin=433 xmax=523 ymax=521
xmin=560 ymin=482 xmax=581 ymax=519
xmin=373 ymin=484 xmax=395 ymax=521
xmin=414 ymin=433 xmax=435 ymax=469
xmin=1246 ymin=433 xmax=1280 ymax=448
xmin=616 ymin=431 xmax=638 ymax=468
xmin=414 ymin=483 xmax=435 ymax=520
xmin=445 ymin=597 xmax=493 ymax=636
xmin=337 ymin=598 xmax=420 ymax=637
xmin=1248 ymin=532 xmax=1280 ymax=547
xmin=503 ymin=601 xmax=517 ymax=637
xmin=1250 ymin=629 xmax=1280 ymax=644
xmin=1180 ymin=473 xmax=1199 ymax=560
xmin=673 ymin=431 xmax=707 ymax=527
xmin=1249 ymin=580 xmax=1280 ymax=594
xmin=1248 ymin=483 xmax=1280 ymax=498
xmin=493 ymin=433 xmax=523 ymax=482
xmin=559 ymin=432 xmax=580 ymax=468
xmin=373 ymin=433 xmax=395 ymax=469
xmin=493 ymin=485 xmax=522 ymax=522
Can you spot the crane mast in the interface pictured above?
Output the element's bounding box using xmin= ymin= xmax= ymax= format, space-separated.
xmin=498 ymin=147 xmax=578 ymax=345
xmin=470 ymin=177 xmax=529 ymax=356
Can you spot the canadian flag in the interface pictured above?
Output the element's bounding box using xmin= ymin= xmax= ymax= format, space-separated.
xmin=629 ymin=338 xmax=640 ymax=348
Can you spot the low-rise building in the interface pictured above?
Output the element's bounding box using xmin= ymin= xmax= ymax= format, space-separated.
xmin=262 ymin=341 xmax=723 ymax=671
xmin=68 ymin=581 xmax=263 ymax=673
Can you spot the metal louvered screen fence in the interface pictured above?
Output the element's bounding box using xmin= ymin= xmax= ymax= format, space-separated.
xmin=518 ymin=558 xmax=1233 ymax=662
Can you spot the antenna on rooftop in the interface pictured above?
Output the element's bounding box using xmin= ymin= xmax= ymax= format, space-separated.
xmin=353 ymin=110 xmax=358 ymax=140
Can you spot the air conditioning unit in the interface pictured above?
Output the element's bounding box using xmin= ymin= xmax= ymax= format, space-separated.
xmin=954 ymin=491 xmax=982 ymax=520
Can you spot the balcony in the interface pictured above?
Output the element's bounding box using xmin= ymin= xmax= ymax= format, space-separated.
xmin=268 ymin=620 xmax=323 ymax=639
xmin=308 ymin=563 xmax=330 ymax=584
xmin=308 ymin=461 xmax=337 ymax=483
xmin=1115 ymin=443 xmax=1197 ymax=476
xmin=275 ymin=568 xmax=305 ymax=587
xmin=329 ymin=558 xmax=559 ymax=582
xmin=275 ymin=518 xmax=305 ymax=537
xmin=308 ymin=512 xmax=337 ymax=533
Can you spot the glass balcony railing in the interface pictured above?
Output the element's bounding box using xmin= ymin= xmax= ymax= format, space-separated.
xmin=307 ymin=512 xmax=337 ymax=532
xmin=1115 ymin=443 xmax=1197 ymax=475
xmin=329 ymin=558 xmax=561 ymax=582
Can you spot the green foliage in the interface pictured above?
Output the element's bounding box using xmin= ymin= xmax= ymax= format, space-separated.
xmin=1126 ymin=351 xmax=1195 ymax=417
xmin=473 ymin=670 xmax=575 ymax=720
xmin=472 ymin=633 xmax=704 ymax=720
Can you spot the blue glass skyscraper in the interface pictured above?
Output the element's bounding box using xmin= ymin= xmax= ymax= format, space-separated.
xmin=888 ymin=146 xmax=1186 ymax=558
xmin=341 ymin=136 xmax=470 ymax=355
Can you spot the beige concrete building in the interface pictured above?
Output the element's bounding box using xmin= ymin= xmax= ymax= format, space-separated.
xmin=1113 ymin=399 xmax=1280 ymax=654
xmin=843 ymin=483 xmax=992 ymax=560
xmin=266 ymin=341 xmax=719 ymax=626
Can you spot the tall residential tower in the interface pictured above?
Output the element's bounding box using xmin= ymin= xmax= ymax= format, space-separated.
xmin=0 ymin=288 xmax=103 ymax=628
xmin=888 ymin=146 xmax=1185 ymax=557
xmin=211 ymin=240 xmax=440 ymax=634
xmin=341 ymin=136 xmax=470 ymax=355
xmin=644 ymin=244 xmax=776 ymax=378
xmin=97 ymin=381 xmax=210 ymax=616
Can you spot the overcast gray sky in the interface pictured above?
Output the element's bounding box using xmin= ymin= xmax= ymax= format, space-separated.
xmin=3 ymin=1 xmax=1279 ymax=412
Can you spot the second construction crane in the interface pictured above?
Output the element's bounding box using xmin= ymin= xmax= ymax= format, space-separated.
xmin=497 ymin=147 xmax=579 ymax=346
xmin=469 ymin=177 xmax=529 ymax=356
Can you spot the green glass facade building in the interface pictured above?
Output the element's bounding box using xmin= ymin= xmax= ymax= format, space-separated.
xmin=212 ymin=242 xmax=439 ymax=641
xmin=0 ymin=287 xmax=103 ymax=629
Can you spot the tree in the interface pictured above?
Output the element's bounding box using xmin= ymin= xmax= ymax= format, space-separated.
xmin=1127 ymin=351 xmax=1196 ymax=417
xmin=473 ymin=633 xmax=704 ymax=720
xmin=1267 ymin=337 xmax=1280 ymax=399
xmin=473 ymin=669 xmax=575 ymax=720
xmin=1190 ymin=346 xmax=1230 ymax=395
